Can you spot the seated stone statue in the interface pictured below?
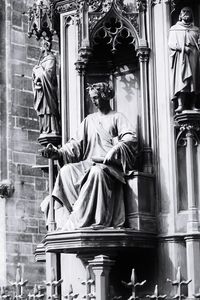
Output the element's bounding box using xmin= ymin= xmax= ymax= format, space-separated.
xmin=42 ymin=82 xmax=137 ymax=230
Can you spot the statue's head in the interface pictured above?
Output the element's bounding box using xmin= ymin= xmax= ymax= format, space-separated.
xmin=41 ymin=39 xmax=52 ymax=53
xmin=179 ymin=7 xmax=193 ymax=23
xmin=87 ymin=82 xmax=114 ymax=101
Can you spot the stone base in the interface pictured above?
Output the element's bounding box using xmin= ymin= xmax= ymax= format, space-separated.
xmin=43 ymin=228 xmax=156 ymax=254
xmin=38 ymin=133 xmax=61 ymax=147
xmin=174 ymin=110 xmax=200 ymax=125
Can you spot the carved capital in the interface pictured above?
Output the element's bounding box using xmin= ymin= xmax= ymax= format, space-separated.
xmin=151 ymin=0 xmax=161 ymax=5
xmin=175 ymin=111 xmax=200 ymax=145
xmin=136 ymin=47 xmax=150 ymax=62
xmin=136 ymin=0 xmax=147 ymax=12
xmin=75 ymin=46 xmax=92 ymax=74
xmin=0 ymin=180 xmax=14 ymax=198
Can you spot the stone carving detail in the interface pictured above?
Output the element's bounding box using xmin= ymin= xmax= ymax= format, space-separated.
xmin=41 ymin=82 xmax=138 ymax=231
xmin=137 ymin=47 xmax=150 ymax=62
xmin=56 ymin=1 xmax=77 ymax=14
xmin=169 ymin=7 xmax=200 ymax=114
xmin=28 ymin=0 xmax=55 ymax=41
xmin=86 ymin=0 xmax=139 ymax=34
xmin=136 ymin=0 xmax=147 ymax=12
xmin=75 ymin=47 xmax=92 ymax=74
xmin=92 ymin=15 xmax=137 ymax=53
xmin=32 ymin=40 xmax=61 ymax=143
xmin=0 ymin=179 xmax=14 ymax=198
xmin=175 ymin=112 xmax=200 ymax=146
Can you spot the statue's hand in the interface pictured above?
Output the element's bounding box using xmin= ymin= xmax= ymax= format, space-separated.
xmin=103 ymin=147 xmax=118 ymax=165
xmin=40 ymin=143 xmax=59 ymax=160
xmin=176 ymin=47 xmax=182 ymax=52
xmin=184 ymin=46 xmax=191 ymax=54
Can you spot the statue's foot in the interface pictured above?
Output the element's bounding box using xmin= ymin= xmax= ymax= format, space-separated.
xmin=175 ymin=105 xmax=183 ymax=113
xmin=192 ymin=106 xmax=200 ymax=112
xmin=91 ymin=224 xmax=105 ymax=230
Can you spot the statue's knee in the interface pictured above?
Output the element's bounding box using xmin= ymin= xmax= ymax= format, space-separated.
xmin=60 ymin=164 xmax=72 ymax=177
xmin=89 ymin=165 xmax=104 ymax=177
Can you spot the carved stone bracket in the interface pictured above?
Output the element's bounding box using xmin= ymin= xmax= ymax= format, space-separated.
xmin=136 ymin=46 xmax=150 ymax=62
xmin=136 ymin=0 xmax=147 ymax=12
xmin=175 ymin=111 xmax=200 ymax=146
xmin=0 ymin=179 xmax=14 ymax=198
xmin=75 ymin=46 xmax=93 ymax=74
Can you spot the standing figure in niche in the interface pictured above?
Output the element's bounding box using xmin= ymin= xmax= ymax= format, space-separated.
xmin=168 ymin=7 xmax=200 ymax=113
xmin=32 ymin=39 xmax=60 ymax=136
xmin=42 ymin=82 xmax=137 ymax=230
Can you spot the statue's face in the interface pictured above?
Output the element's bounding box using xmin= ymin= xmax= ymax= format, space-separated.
xmin=180 ymin=7 xmax=193 ymax=23
xmin=89 ymin=90 xmax=105 ymax=110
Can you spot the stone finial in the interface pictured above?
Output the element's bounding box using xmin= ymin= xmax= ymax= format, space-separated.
xmin=0 ymin=180 xmax=14 ymax=198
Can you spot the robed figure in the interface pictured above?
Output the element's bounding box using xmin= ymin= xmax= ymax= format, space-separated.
xmin=32 ymin=40 xmax=60 ymax=136
xmin=168 ymin=7 xmax=200 ymax=113
xmin=42 ymin=82 xmax=137 ymax=230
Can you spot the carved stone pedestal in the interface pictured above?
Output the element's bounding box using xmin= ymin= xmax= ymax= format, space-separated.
xmin=175 ymin=111 xmax=200 ymax=297
xmin=175 ymin=111 xmax=200 ymax=233
xmin=36 ymin=229 xmax=156 ymax=299
xmin=38 ymin=133 xmax=61 ymax=147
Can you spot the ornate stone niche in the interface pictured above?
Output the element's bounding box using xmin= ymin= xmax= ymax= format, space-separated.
xmin=46 ymin=0 xmax=156 ymax=235
xmin=33 ymin=1 xmax=157 ymax=299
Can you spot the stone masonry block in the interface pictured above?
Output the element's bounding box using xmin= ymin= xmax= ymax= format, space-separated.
xmin=12 ymin=140 xmax=40 ymax=154
xmin=11 ymin=29 xmax=25 ymax=45
xmin=7 ymin=233 xmax=33 ymax=243
xmin=23 ymin=77 xmax=33 ymax=91
xmin=35 ymin=178 xmax=47 ymax=191
xmin=18 ymin=91 xmax=34 ymax=107
xmin=28 ymin=130 xmax=40 ymax=142
xmin=21 ymin=164 xmax=43 ymax=177
xmin=13 ymin=151 xmax=36 ymax=164
xmin=27 ymin=46 xmax=40 ymax=60
xmin=12 ymin=105 xmax=28 ymax=118
xmin=12 ymin=11 xmax=22 ymax=27
xmin=13 ymin=1 xmax=25 ymax=12
xmin=16 ymin=117 xmax=39 ymax=130
xmin=11 ymin=44 xmax=26 ymax=61
xmin=28 ymin=108 xmax=37 ymax=119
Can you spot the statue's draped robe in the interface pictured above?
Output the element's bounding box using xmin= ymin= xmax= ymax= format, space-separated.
xmin=52 ymin=111 xmax=137 ymax=230
xmin=32 ymin=53 xmax=60 ymax=134
xmin=168 ymin=22 xmax=200 ymax=99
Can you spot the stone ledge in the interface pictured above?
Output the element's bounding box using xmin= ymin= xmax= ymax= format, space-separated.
xmin=43 ymin=228 xmax=157 ymax=254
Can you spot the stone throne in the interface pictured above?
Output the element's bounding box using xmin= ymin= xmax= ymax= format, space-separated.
xmin=31 ymin=0 xmax=157 ymax=299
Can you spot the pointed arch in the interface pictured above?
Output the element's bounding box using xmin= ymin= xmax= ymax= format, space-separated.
xmin=90 ymin=3 xmax=139 ymax=52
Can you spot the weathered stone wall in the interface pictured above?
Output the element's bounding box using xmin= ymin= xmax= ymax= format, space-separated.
xmin=0 ymin=0 xmax=51 ymax=285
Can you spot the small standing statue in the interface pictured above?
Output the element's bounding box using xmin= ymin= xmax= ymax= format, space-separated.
xmin=168 ymin=7 xmax=200 ymax=113
xmin=41 ymin=82 xmax=137 ymax=230
xmin=32 ymin=39 xmax=61 ymax=138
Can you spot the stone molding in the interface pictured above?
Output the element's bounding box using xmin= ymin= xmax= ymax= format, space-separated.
xmin=43 ymin=229 xmax=157 ymax=254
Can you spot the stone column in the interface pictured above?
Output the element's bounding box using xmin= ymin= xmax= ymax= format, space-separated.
xmin=175 ymin=111 xmax=200 ymax=297
xmin=0 ymin=180 xmax=14 ymax=286
xmin=185 ymin=235 xmax=200 ymax=296
xmin=137 ymin=47 xmax=152 ymax=172
xmin=89 ymin=255 xmax=114 ymax=300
